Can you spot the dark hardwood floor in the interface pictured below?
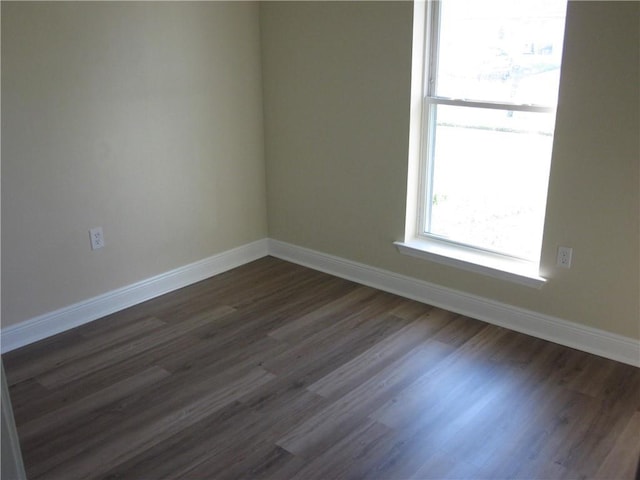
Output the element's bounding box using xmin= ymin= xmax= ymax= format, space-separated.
xmin=3 ymin=257 xmax=639 ymax=479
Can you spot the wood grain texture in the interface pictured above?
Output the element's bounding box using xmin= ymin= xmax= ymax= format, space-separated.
xmin=3 ymin=257 xmax=639 ymax=479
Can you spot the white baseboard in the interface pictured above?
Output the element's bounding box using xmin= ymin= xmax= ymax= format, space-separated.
xmin=3 ymin=237 xmax=638 ymax=367
xmin=1 ymin=239 xmax=269 ymax=354
xmin=268 ymin=239 xmax=640 ymax=367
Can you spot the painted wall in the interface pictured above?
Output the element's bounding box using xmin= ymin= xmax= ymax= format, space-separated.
xmin=2 ymin=2 xmax=268 ymax=327
xmin=261 ymin=1 xmax=639 ymax=339
xmin=3 ymin=1 xmax=638 ymax=341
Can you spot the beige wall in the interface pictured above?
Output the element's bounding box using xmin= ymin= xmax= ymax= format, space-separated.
xmin=2 ymin=1 xmax=638 ymax=341
xmin=2 ymin=2 xmax=268 ymax=327
xmin=261 ymin=1 xmax=640 ymax=339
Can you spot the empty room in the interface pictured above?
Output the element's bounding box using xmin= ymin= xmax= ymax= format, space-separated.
xmin=1 ymin=1 xmax=639 ymax=479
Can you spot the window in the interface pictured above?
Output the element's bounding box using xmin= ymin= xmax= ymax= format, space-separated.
xmin=398 ymin=0 xmax=567 ymax=287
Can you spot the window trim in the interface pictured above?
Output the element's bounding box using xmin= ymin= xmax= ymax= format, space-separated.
xmin=394 ymin=239 xmax=546 ymax=288
xmin=398 ymin=0 xmax=560 ymax=287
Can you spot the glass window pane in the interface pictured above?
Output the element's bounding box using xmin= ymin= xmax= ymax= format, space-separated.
xmin=435 ymin=0 xmax=567 ymax=106
xmin=426 ymin=105 xmax=555 ymax=260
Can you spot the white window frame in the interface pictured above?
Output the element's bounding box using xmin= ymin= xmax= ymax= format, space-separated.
xmin=396 ymin=0 xmax=563 ymax=288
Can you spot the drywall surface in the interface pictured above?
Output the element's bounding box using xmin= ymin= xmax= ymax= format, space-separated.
xmin=261 ymin=1 xmax=639 ymax=338
xmin=2 ymin=2 xmax=268 ymax=327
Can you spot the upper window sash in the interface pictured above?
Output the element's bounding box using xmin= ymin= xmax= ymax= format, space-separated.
xmin=424 ymin=0 xmax=440 ymax=98
xmin=424 ymin=0 xmax=567 ymax=108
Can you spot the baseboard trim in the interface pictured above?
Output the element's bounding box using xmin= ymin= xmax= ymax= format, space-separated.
xmin=1 ymin=239 xmax=269 ymax=354
xmin=3 ymin=237 xmax=638 ymax=367
xmin=268 ymin=239 xmax=640 ymax=367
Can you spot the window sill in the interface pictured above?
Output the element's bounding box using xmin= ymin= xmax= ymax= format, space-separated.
xmin=394 ymin=239 xmax=546 ymax=289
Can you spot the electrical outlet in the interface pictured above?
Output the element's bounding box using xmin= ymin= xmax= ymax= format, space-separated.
xmin=89 ymin=227 xmax=105 ymax=250
xmin=557 ymin=246 xmax=572 ymax=268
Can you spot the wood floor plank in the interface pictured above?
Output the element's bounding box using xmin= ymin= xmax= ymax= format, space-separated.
xmin=468 ymin=383 xmax=600 ymax=478
xmin=358 ymin=364 xmax=533 ymax=478
xmin=387 ymin=299 xmax=434 ymax=320
xmin=267 ymin=285 xmax=379 ymax=342
xmin=160 ymin=258 xmax=333 ymax=323
xmin=18 ymin=366 xmax=171 ymax=443
xmin=594 ymin=410 xmax=640 ymax=480
xmin=370 ymin=324 xmax=510 ymax=430
xmin=187 ymin=274 xmax=362 ymax=351
xmin=35 ymin=367 xmax=275 ymax=479
xmin=24 ymin=338 xmax=275 ymax=477
xmin=12 ymin=333 xmax=202 ymax=429
xmin=76 ymin=308 xmax=166 ymax=338
xmin=176 ymin=426 xmax=280 ymax=479
xmin=98 ymin=400 xmax=255 ymax=480
xmin=263 ymin=294 xmax=409 ymax=376
xmin=139 ymin=387 xmax=322 ymax=479
xmin=239 ymin=316 xmax=415 ymax=432
xmin=6 ymin=316 xmax=166 ymax=386
xmin=410 ymin=452 xmax=515 ymax=480
xmin=4 ymin=258 xmax=638 ymax=480
xmin=3 ymin=329 xmax=85 ymax=380
xmin=276 ymin=339 xmax=454 ymax=458
xmin=160 ymin=333 xmax=286 ymax=379
xmin=288 ymin=419 xmax=394 ymax=480
xmin=36 ymin=306 xmax=234 ymax=388
xmin=179 ymin=397 xmax=329 ymax=480
xmin=102 ymin=387 xmax=322 ymax=480
xmin=232 ymin=444 xmax=308 ymax=480
xmin=429 ymin=311 xmax=489 ymax=347
xmin=307 ymin=309 xmax=452 ymax=399
xmin=4 ymin=379 xmax=50 ymax=425
xmin=133 ymin=257 xmax=298 ymax=323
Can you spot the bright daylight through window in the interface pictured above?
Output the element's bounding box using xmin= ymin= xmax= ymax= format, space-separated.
xmin=402 ymin=0 xmax=567 ymax=280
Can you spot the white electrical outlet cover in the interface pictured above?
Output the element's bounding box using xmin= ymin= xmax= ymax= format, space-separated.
xmin=89 ymin=227 xmax=105 ymax=250
xmin=557 ymin=246 xmax=572 ymax=268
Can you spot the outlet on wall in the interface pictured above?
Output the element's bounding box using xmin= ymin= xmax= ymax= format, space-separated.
xmin=89 ymin=227 xmax=105 ymax=250
xmin=556 ymin=246 xmax=572 ymax=268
